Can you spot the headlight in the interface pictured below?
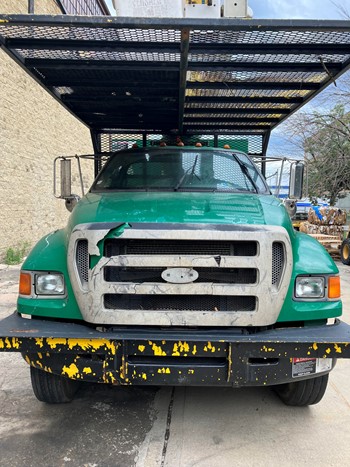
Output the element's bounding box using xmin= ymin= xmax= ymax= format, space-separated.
xmin=295 ymin=276 xmax=325 ymax=298
xmin=35 ymin=273 xmax=65 ymax=295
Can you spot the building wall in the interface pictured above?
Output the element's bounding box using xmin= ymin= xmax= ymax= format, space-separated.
xmin=0 ymin=0 xmax=94 ymax=261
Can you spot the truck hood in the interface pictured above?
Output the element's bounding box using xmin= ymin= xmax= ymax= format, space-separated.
xmin=68 ymin=192 xmax=293 ymax=234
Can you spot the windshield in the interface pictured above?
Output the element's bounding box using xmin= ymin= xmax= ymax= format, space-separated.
xmin=91 ymin=149 xmax=269 ymax=194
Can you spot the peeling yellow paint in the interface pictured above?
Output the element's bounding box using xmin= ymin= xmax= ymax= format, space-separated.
xmin=35 ymin=338 xmax=44 ymax=348
xmin=62 ymin=363 xmax=80 ymax=378
xmin=105 ymin=371 xmax=116 ymax=383
xmin=67 ymin=339 xmax=117 ymax=355
xmin=262 ymin=345 xmax=275 ymax=353
xmin=162 ymin=340 xmax=166 ymax=345
xmin=120 ymin=355 xmax=126 ymax=380
xmin=25 ymin=355 xmax=31 ymax=365
xmin=0 ymin=337 xmax=21 ymax=349
xmin=313 ymin=343 xmax=318 ymax=351
xmin=188 ymin=369 xmax=194 ymax=374
xmin=172 ymin=341 xmax=190 ymax=356
xmin=179 ymin=341 xmax=190 ymax=353
xmin=46 ymin=338 xmax=67 ymax=349
xmin=11 ymin=338 xmax=20 ymax=349
xmin=227 ymin=345 xmax=232 ymax=382
xmin=326 ymin=348 xmax=331 ymax=354
xmin=192 ymin=345 xmax=197 ymax=356
xmin=334 ymin=344 xmax=342 ymax=354
xmin=138 ymin=345 xmax=145 ymax=353
xmin=157 ymin=367 xmax=171 ymax=374
xmin=37 ymin=352 xmax=43 ymax=359
xmin=152 ymin=343 xmax=166 ymax=356
xmin=142 ymin=373 xmax=147 ymax=380
xmin=172 ymin=343 xmax=180 ymax=356
xmin=83 ymin=367 xmax=92 ymax=374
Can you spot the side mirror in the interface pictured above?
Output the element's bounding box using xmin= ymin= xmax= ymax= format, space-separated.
xmin=289 ymin=162 xmax=304 ymax=199
xmin=65 ymin=194 xmax=81 ymax=213
xmin=60 ymin=158 xmax=72 ymax=198
xmin=54 ymin=156 xmax=85 ymax=212
xmin=284 ymin=199 xmax=297 ymax=218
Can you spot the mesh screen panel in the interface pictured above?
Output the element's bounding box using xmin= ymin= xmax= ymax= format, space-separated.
xmin=272 ymin=242 xmax=285 ymax=287
xmin=97 ymin=133 xmax=263 ymax=156
xmin=76 ymin=239 xmax=89 ymax=285
xmin=104 ymin=294 xmax=256 ymax=312
xmin=104 ymin=267 xmax=257 ymax=285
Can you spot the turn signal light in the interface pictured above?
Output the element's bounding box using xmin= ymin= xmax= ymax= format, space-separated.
xmin=328 ymin=276 xmax=341 ymax=299
xmin=19 ymin=272 xmax=32 ymax=296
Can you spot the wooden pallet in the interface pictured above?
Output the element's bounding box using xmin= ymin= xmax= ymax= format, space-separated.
xmin=308 ymin=234 xmax=342 ymax=256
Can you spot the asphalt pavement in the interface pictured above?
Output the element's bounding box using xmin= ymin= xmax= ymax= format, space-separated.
xmin=1 ymin=262 xmax=350 ymax=466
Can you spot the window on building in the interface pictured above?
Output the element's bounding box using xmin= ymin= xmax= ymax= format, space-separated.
xmin=59 ymin=0 xmax=110 ymax=16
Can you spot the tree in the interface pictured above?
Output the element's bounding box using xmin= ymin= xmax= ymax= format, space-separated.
xmin=284 ymin=104 xmax=350 ymax=205
xmin=304 ymin=105 xmax=350 ymax=205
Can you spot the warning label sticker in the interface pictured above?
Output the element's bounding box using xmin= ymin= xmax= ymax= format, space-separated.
xmin=292 ymin=358 xmax=332 ymax=378
xmin=292 ymin=358 xmax=316 ymax=377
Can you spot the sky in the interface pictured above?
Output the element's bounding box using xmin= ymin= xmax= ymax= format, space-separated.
xmin=249 ymin=0 xmax=350 ymax=19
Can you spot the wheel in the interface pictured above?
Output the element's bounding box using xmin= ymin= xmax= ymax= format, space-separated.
xmin=274 ymin=374 xmax=329 ymax=406
xmin=30 ymin=366 xmax=80 ymax=404
xmin=341 ymin=238 xmax=350 ymax=265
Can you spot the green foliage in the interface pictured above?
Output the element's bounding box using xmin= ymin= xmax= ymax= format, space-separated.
xmin=285 ymin=103 xmax=350 ymax=205
xmin=4 ymin=242 xmax=30 ymax=265
xmin=304 ymin=104 xmax=350 ymax=205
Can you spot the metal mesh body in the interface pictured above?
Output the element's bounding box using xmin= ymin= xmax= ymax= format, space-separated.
xmin=1 ymin=15 xmax=350 ymax=161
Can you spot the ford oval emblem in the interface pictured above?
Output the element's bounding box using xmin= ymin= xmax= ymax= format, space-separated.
xmin=161 ymin=268 xmax=199 ymax=284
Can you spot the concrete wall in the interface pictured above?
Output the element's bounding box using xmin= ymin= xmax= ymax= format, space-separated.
xmin=0 ymin=0 xmax=94 ymax=261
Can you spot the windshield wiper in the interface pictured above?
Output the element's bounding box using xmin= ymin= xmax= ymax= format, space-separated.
xmin=231 ymin=154 xmax=259 ymax=193
xmin=174 ymin=155 xmax=199 ymax=191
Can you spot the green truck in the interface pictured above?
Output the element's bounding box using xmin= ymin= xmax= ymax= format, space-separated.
xmin=1 ymin=14 xmax=350 ymax=406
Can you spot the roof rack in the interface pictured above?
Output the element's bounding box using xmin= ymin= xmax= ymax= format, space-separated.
xmin=1 ymin=14 xmax=350 ymax=165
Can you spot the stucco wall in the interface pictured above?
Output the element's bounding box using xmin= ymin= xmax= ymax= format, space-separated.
xmin=0 ymin=0 xmax=94 ymax=261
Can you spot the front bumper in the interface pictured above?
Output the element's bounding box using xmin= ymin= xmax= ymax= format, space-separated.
xmin=1 ymin=313 xmax=350 ymax=387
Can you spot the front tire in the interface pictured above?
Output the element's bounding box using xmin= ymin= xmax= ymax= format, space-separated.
xmin=274 ymin=374 xmax=329 ymax=406
xmin=341 ymin=238 xmax=350 ymax=265
xmin=30 ymin=366 xmax=80 ymax=404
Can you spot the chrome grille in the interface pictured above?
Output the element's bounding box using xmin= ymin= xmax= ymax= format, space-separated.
xmin=69 ymin=223 xmax=292 ymax=326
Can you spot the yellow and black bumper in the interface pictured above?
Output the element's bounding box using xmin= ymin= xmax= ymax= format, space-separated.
xmin=1 ymin=313 xmax=350 ymax=387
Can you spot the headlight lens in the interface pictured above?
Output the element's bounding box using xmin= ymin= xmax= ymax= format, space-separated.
xmin=35 ymin=273 xmax=65 ymax=295
xmin=295 ymin=276 xmax=325 ymax=298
